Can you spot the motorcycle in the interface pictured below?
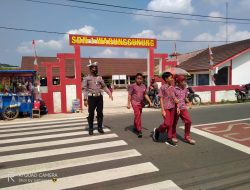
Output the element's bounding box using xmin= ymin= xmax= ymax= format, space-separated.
xmin=235 ymin=83 xmax=250 ymax=103
xmin=187 ymin=87 xmax=201 ymax=105
xmin=143 ymin=90 xmax=160 ymax=108
xmin=39 ymin=99 xmax=48 ymax=115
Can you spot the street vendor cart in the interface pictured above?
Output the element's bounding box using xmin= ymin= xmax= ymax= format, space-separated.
xmin=0 ymin=70 xmax=36 ymax=120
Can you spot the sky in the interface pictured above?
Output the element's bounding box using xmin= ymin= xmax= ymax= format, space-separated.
xmin=0 ymin=0 xmax=250 ymax=66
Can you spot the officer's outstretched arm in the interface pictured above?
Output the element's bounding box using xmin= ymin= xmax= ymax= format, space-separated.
xmin=83 ymin=77 xmax=88 ymax=107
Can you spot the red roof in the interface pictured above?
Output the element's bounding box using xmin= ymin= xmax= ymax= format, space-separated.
xmin=21 ymin=57 xmax=159 ymax=77
xmin=179 ymin=39 xmax=250 ymax=71
xmin=21 ymin=39 xmax=250 ymax=75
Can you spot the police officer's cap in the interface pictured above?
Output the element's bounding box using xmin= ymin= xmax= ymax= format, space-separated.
xmin=87 ymin=59 xmax=98 ymax=67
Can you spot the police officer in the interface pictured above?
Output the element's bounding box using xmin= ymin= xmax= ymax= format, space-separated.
xmin=83 ymin=60 xmax=113 ymax=135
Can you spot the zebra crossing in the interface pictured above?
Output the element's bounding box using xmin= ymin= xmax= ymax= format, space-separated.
xmin=0 ymin=117 xmax=182 ymax=190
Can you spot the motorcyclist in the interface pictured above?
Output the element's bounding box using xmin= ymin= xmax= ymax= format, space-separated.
xmin=244 ymin=83 xmax=250 ymax=93
xmin=149 ymin=77 xmax=159 ymax=99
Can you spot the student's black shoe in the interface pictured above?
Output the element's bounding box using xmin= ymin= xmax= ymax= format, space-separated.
xmin=137 ymin=131 xmax=142 ymax=138
xmin=133 ymin=127 xmax=138 ymax=133
xmin=89 ymin=130 xmax=94 ymax=135
xmin=165 ymin=139 xmax=177 ymax=146
xmin=98 ymin=128 xmax=105 ymax=134
xmin=153 ymin=128 xmax=160 ymax=141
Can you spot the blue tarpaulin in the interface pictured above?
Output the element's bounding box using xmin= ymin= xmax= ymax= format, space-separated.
xmin=0 ymin=70 xmax=36 ymax=74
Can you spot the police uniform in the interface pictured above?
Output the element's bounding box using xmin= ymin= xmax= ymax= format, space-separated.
xmin=82 ymin=61 xmax=112 ymax=135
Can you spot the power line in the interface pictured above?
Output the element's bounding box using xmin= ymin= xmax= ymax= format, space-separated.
xmin=66 ymin=0 xmax=250 ymax=22
xmin=22 ymin=0 xmax=250 ymax=25
xmin=0 ymin=25 xmax=236 ymax=43
xmin=0 ymin=26 xmax=66 ymax=35
xmin=157 ymin=39 xmax=233 ymax=43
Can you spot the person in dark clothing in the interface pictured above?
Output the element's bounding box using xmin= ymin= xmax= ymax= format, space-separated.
xmin=82 ymin=60 xmax=113 ymax=135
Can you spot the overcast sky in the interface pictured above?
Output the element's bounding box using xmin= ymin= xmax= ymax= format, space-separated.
xmin=0 ymin=0 xmax=250 ymax=66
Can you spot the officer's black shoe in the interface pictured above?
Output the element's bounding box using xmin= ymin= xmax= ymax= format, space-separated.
xmin=98 ymin=128 xmax=105 ymax=134
xmin=89 ymin=130 xmax=94 ymax=135
xmin=137 ymin=131 xmax=142 ymax=138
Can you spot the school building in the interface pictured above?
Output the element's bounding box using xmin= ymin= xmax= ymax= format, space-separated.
xmin=20 ymin=38 xmax=250 ymax=111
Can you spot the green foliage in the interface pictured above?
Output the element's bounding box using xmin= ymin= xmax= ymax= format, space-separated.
xmin=0 ymin=67 xmax=18 ymax=70
xmin=0 ymin=84 xmax=4 ymax=92
xmin=0 ymin=63 xmax=18 ymax=70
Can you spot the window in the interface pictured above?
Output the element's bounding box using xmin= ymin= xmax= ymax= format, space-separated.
xmin=130 ymin=76 xmax=135 ymax=84
xmin=112 ymin=75 xmax=127 ymax=86
xmin=119 ymin=80 xmax=126 ymax=84
xmin=40 ymin=77 xmax=47 ymax=86
xmin=65 ymin=59 xmax=75 ymax=79
xmin=197 ymin=74 xmax=209 ymax=85
xmin=214 ymin=67 xmax=228 ymax=85
xmin=53 ymin=77 xmax=60 ymax=85
xmin=103 ymin=77 xmax=111 ymax=84
xmin=187 ymin=74 xmax=194 ymax=86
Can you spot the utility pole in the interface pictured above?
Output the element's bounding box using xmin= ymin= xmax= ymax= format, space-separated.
xmin=226 ymin=2 xmax=228 ymax=44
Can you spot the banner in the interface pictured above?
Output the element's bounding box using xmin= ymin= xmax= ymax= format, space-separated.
xmin=69 ymin=34 xmax=157 ymax=48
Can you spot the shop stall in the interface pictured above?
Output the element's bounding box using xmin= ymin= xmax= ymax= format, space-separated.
xmin=0 ymin=70 xmax=36 ymax=120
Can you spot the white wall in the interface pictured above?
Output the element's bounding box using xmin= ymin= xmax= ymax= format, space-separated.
xmin=53 ymin=92 xmax=61 ymax=113
xmin=216 ymin=90 xmax=236 ymax=102
xmin=196 ymin=91 xmax=211 ymax=103
xmin=40 ymin=86 xmax=48 ymax=93
xmin=66 ymin=85 xmax=77 ymax=112
xmin=103 ymin=90 xmax=127 ymax=108
xmin=232 ymin=51 xmax=250 ymax=85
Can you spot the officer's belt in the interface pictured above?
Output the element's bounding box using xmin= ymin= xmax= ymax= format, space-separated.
xmin=88 ymin=93 xmax=101 ymax=96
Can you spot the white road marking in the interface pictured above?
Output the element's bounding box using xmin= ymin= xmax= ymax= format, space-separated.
xmin=0 ymin=133 xmax=118 ymax=152
xmin=124 ymin=180 xmax=182 ymax=190
xmin=190 ymin=118 xmax=250 ymax=128
xmin=0 ymin=126 xmax=87 ymax=138
xmin=0 ymin=117 xmax=85 ymax=126
xmin=0 ymin=140 xmax=127 ymax=163
xmin=0 ymin=129 xmax=110 ymax=144
xmin=0 ymin=149 xmax=141 ymax=179
xmin=4 ymin=162 xmax=159 ymax=190
xmin=180 ymin=120 xmax=250 ymax=154
xmin=0 ymin=122 xmax=88 ymax=132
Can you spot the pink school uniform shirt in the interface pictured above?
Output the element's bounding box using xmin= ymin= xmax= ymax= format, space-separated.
xmin=158 ymin=84 xmax=176 ymax=110
xmin=175 ymin=86 xmax=188 ymax=110
xmin=128 ymin=83 xmax=147 ymax=105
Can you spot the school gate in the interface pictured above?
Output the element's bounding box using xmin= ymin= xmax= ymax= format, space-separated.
xmin=39 ymin=34 xmax=172 ymax=114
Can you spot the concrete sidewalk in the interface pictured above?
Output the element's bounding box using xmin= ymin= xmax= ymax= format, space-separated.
xmin=0 ymin=107 xmax=159 ymax=124
xmin=1 ymin=89 xmax=244 ymax=124
xmin=0 ymin=90 xmax=160 ymax=124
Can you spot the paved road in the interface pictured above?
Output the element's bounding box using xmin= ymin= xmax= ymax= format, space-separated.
xmin=104 ymin=103 xmax=250 ymax=190
xmin=0 ymin=103 xmax=249 ymax=189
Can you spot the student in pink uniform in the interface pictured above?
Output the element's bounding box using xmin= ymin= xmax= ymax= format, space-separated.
xmin=173 ymin=75 xmax=196 ymax=145
xmin=127 ymin=73 xmax=153 ymax=138
xmin=152 ymin=72 xmax=179 ymax=146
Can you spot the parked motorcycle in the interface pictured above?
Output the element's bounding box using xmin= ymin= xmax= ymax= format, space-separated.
xmin=187 ymin=87 xmax=201 ymax=105
xmin=39 ymin=99 xmax=48 ymax=115
xmin=143 ymin=90 xmax=160 ymax=108
xmin=235 ymin=83 xmax=250 ymax=103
